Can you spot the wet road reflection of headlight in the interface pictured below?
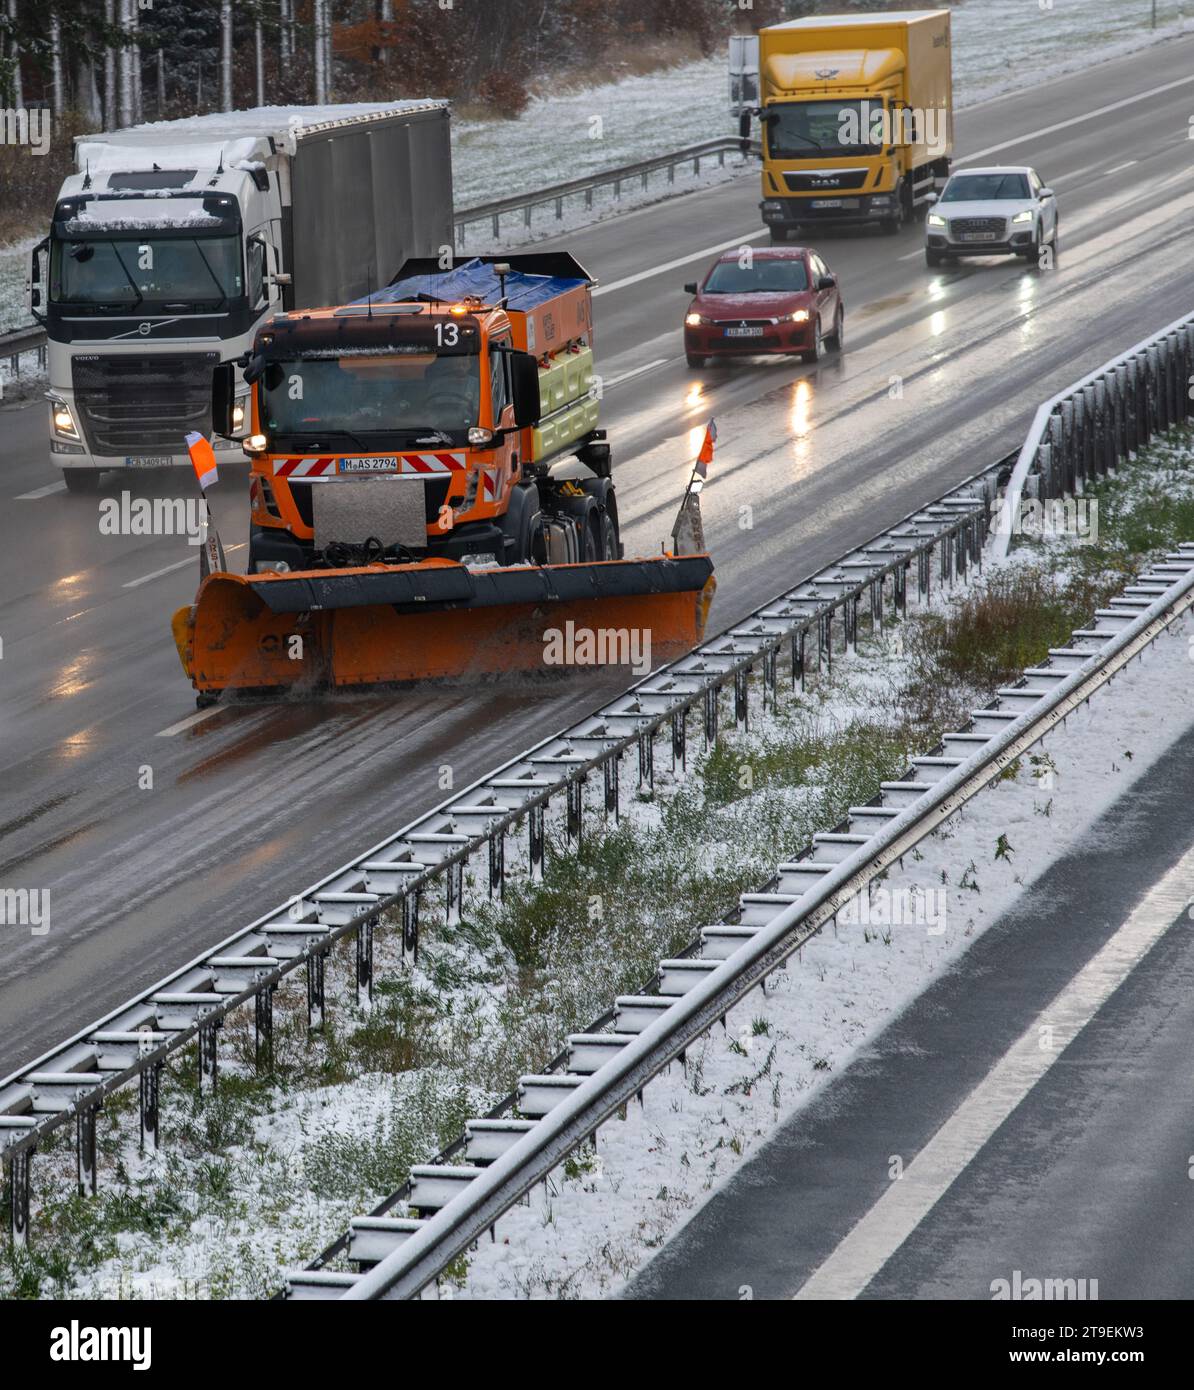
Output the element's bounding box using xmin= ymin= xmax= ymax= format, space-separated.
xmin=930 ymin=310 xmax=947 ymax=337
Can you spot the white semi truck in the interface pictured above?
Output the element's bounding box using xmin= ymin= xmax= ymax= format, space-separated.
xmin=28 ymin=102 xmax=453 ymax=492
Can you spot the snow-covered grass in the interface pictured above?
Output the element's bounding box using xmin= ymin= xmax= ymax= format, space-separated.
xmin=5 ymin=427 xmax=1191 ymax=1301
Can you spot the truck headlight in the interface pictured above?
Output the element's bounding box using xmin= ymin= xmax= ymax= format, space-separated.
xmin=49 ymin=398 xmax=80 ymax=440
xmin=761 ymin=201 xmax=783 ymax=213
xmin=244 ymin=433 xmax=268 ymax=454
xmin=685 ymin=312 xmax=708 ymax=327
xmin=231 ymin=399 xmax=247 ymax=430
xmin=927 ymin=213 xmax=946 ymax=228
xmin=468 ymin=426 xmax=495 ymax=446
xmin=1012 ymin=210 xmax=1034 ymax=223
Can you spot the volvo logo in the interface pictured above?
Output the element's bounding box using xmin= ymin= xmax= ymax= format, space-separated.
xmin=138 ymin=321 xmax=151 ymax=335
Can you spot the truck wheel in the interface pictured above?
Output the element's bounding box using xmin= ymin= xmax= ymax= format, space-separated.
xmin=598 ymin=509 xmax=618 ymax=561
xmin=63 ymin=469 xmax=102 ymax=494
xmin=769 ymin=227 xmax=791 ymax=245
xmin=799 ymin=317 xmax=823 ymax=365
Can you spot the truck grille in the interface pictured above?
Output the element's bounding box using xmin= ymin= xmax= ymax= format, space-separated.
xmin=290 ymin=476 xmax=450 ymax=532
xmin=949 ymin=217 xmax=1006 ymax=238
xmin=71 ymin=353 xmax=216 ymax=455
xmin=783 ymin=170 xmax=868 ymax=193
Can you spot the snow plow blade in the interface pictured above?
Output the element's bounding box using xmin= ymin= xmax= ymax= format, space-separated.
xmin=172 ymin=555 xmax=716 ymax=694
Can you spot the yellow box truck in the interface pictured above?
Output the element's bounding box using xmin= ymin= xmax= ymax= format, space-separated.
xmin=741 ymin=9 xmax=953 ymax=241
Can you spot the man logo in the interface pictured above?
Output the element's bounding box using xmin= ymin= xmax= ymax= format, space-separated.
xmin=815 ymin=68 xmax=840 ymax=79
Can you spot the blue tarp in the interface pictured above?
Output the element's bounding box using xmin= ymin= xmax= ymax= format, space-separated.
xmin=361 ymin=258 xmax=586 ymax=311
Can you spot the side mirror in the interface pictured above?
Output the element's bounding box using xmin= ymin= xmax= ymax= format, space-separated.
xmin=683 ymin=281 xmax=698 ymax=295
xmin=26 ymin=235 xmax=48 ymax=323
xmin=816 ymin=274 xmax=836 ymax=291
xmin=211 ymin=362 xmax=237 ymax=438
xmin=738 ymin=109 xmax=751 ymax=140
xmin=509 ymin=350 xmax=541 ymax=429
xmin=1038 ymin=188 xmax=1054 ymax=200
xmin=924 ymin=190 xmax=938 ymax=205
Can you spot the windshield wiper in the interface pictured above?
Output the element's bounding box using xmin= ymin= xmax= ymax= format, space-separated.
xmin=191 ymin=240 xmax=229 ymax=310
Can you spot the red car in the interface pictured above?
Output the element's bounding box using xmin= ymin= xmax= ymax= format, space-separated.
xmin=683 ymin=246 xmax=844 ymax=367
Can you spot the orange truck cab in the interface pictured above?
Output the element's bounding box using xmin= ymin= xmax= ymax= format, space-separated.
xmin=213 ymin=254 xmax=617 ymax=574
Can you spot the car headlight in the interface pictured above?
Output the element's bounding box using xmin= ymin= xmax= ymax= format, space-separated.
xmin=1012 ymin=210 xmax=1034 ymax=224
xmin=789 ymin=310 xmax=810 ymax=323
xmin=685 ymin=312 xmax=708 ymax=327
xmin=927 ymin=213 xmax=946 ymax=227
xmin=49 ymin=398 xmax=80 ymax=440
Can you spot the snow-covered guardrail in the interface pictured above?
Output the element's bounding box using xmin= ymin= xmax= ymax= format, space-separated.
xmin=298 ymin=544 xmax=1194 ymax=1300
xmin=452 ymin=138 xmax=760 ymax=246
xmin=0 ymin=323 xmax=46 ymax=376
xmin=994 ymin=312 xmax=1194 ymax=560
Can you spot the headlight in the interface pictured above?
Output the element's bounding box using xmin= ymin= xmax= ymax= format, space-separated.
xmin=761 ymin=201 xmax=783 ymax=213
xmin=927 ymin=213 xmax=946 ymax=227
xmin=468 ymin=426 xmax=494 ymax=446
xmin=789 ymin=310 xmax=810 ymax=323
xmin=49 ymin=398 xmax=80 ymax=440
xmin=243 ymin=433 xmax=268 ymax=454
xmin=685 ymin=312 xmax=707 ymax=327
xmin=231 ymin=400 xmax=247 ymax=430
xmin=1012 ymin=210 xmax=1034 ymax=224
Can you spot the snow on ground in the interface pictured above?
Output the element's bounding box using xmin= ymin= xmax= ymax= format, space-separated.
xmin=449 ymin=570 xmax=1194 ymax=1299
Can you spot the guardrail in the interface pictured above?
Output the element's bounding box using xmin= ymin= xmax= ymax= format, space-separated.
xmin=0 ymin=444 xmax=1005 ymax=1246
xmin=994 ymin=312 xmax=1194 ymax=559
xmin=0 ymin=323 xmax=46 ymax=377
xmin=452 ymin=138 xmax=757 ymax=247
xmin=311 ymin=542 xmax=1194 ymax=1300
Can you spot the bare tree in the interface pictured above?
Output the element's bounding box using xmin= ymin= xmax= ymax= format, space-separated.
xmin=313 ymin=0 xmax=326 ymax=104
xmin=48 ymin=8 xmax=63 ymax=117
xmin=103 ymin=0 xmax=115 ymax=129
xmin=220 ymin=0 xmax=233 ymax=110
xmin=5 ymin=0 xmax=23 ymax=109
xmin=130 ymin=0 xmax=142 ymax=123
xmin=118 ymin=0 xmax=133 ymax=127
xmin=380 ymin=0 xmax=392 ymax=69
xmin=255 ymin=15 xmax=264 ymax=106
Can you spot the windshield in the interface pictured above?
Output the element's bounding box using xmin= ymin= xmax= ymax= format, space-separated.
xmin=703 ymin=259 xmax=809 ymax=294
xmin=766 ymin=100 xmax=883 ymax=159
xmin=50 ymin=235 xmax=242 ymax=310
xmin=941 ymin=174 xmax=1030 ymax=202
xmin=263 ymin=354 xmax=482 ymax=439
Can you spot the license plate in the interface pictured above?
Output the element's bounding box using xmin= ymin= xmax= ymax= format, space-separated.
xmin=725 ymin=326 xmax=764 ymax=338
xmin=124 ymin=455 xmax=173 ymax=467
xmin=338 ymin=456 xmax=400 ymax=473
xmin=811 ymin=199 xmax=844 ymax=209
xmin=960 ymin=233 xmax=997 ymax=242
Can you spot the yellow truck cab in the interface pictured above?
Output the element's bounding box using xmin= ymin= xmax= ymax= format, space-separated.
xmin=743 ymin=9 xmax=953 ymax=240
xmin=215 ymin=254 xmax=616 ymax=574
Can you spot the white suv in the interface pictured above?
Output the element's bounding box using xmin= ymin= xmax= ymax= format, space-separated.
xmin=925 ymin=166 xmax=1058 ymax=268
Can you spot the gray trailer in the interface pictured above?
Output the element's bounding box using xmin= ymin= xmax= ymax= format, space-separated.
xmin=30 ymin=102 xmax=453 ymax=488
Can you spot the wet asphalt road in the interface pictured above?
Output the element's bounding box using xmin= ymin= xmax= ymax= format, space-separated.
xmin=2 ymin=36 xmax=1193 ymax=1075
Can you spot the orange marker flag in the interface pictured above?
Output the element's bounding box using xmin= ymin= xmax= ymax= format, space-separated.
xmin=185 ymin=431 xmax=218 ymax=492
xmin=694 ymin=418 xmax=717 ymax=479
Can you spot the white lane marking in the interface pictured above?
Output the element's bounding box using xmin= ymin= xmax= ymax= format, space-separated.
xmin=605 ymin=357 xmax=671 ymax=388
xmin=957 ymin=72 xmax=1194 ymax=166
xmin=1103 ymin=159 xmax=1139 ymax=177
xmin=793 ymin=840 xmax=1194 ymax=1300
xmin=593 ymin=231 xmax=768 ymax=297
xmin=156 ymin=706 xmax=224 ymax=738
xmin=16 ymin=481 xmax=67 ymax=499
xmin=122 ymin=541 xmax=245 ymax=589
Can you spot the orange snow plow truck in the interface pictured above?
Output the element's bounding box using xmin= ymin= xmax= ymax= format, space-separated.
xmin=173 ymin=254 xmax=715 ymax=699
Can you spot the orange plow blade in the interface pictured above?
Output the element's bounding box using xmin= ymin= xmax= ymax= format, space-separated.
xmin=172 ymin=555 xmax=716 ymax=695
